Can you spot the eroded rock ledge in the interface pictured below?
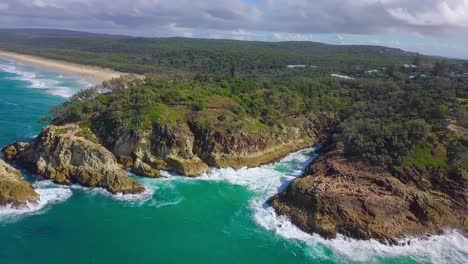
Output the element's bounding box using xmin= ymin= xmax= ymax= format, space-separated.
xmin=1 ymin=112 xmax=335 ymax=195
xmin=109 ymin=112 xmax=336 ymax=177
xmin=3 ymin=125 xmax=144 ymax=194
xmin=270 ymin=151 xmax=468 ymax=243
xmin=0 ymin=159 xmax=39 ymax=207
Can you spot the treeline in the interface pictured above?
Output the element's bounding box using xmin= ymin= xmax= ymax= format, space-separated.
xmin=0 ymin=29 xmax=427 ymax=75
xmin=332 ymin=78 xmax=462 ymax=165
xmin=48 ymin=69 xmax=466 ymax=170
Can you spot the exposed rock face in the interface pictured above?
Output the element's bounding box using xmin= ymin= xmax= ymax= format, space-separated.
xmin=110 ymin=112 xmax=335 ymax=176
xmin=8 ymin=112 xmax=334 ymax=182
xmin=270 ymin=151 xmax=468 ymax=243
xmin=3 ymin=125 xmax=144 ymax=194
xmin=0 ymin=159 xmax=39 ymax=207
xmin=131 ymin=158 xmax=161 ymax=178
xmin=112 ymin=122 xmax=209 ymax=177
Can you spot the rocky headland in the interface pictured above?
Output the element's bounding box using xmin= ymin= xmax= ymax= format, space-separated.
xmin=1 ymin=112 xmax=335 ymax=195
xmin=270 ymin=148 xmax=468 ymax=243
xmin=2 ymin=124 xmax=145 ymax=194
xmin=1 ymin=73 xmax=466 ymax=245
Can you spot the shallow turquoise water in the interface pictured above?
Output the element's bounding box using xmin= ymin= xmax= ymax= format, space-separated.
xmin=0 ymin=59 xmax=466 ymax=264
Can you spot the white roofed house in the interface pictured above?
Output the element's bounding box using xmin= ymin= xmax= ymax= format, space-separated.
xmin=287 ymin=65 xmax=307 ymax=68
xmin=331 ymin=74 xmax=354 ymax=80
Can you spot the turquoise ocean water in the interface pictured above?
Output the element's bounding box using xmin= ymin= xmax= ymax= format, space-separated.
xmin=0 ymin=58 xmax=466 ymax=264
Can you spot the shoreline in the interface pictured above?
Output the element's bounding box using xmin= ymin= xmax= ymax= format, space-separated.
xmin=0 ymin=50 xmax=124 ymax=85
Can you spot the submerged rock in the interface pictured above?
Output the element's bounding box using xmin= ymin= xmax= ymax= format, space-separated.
xmin=3 ymin=125 xmax=145 ymax=194
xmin=0 ymin=159 xmax=39 ymax=207
xmin=270 ymin=151 xmax=468 ymax=243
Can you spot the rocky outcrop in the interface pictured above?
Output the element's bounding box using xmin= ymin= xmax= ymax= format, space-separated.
xmin=0 ymin=159 xmax=39 ymax=207
xmin=131 ymin=158 xmax=161 ymax=178
xmin=2 ymin=125 xmax=145 ymax=194
xmin=112 ymin=122 xmax=210 ymax=176
xmin=270 ymin=151 xmax=468 ymax=243
xmin=110 ymin=112 xmax=336 ymax=176
xmin=6 ymin=112 xmax=335 ymax=182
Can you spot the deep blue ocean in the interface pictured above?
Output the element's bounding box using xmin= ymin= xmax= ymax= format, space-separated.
xmin=0 ymin=58 xmax=466 ymax=264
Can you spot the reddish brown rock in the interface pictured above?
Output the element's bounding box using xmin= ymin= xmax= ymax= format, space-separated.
xmin=270 ymin=151 xmax=468 ymax=243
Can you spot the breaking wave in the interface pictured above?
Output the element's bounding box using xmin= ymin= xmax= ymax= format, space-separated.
xmin=189 ymin=147 xmax=467 ymax=264
xmin=0 ymin=180 xmax=72 ymax=222
xmin=0 ymin=59 xmax=88 ymax=98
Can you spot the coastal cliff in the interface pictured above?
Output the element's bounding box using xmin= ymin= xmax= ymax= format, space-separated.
xmin=1 ymin=112 xmax=335 ymax=194
xmin=0 ymin=159 xmax=39 ymax=207
xmin=270 ymin=140 xmax=468 ymax=243
xmin=3 ymin=125 xmax=145 ymax=194
xmin=107 ymin=112 xmax=335 ymax=177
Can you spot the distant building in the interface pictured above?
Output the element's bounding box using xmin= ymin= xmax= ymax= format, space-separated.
xmin=409 ymin=74 xmax=429 ymax=80
xmin=287 ymin=65 xmax=307 ymax=68
xmin=331 ymin=74 xmax=354 ymax=80
xmin=286 ymin=65 xmax=318 ymax=69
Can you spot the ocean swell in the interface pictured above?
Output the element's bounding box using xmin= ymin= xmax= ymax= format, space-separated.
xmin=189 ymin=147 xmax=468 ymax=264
xmin=0 ymin=59 xmax=89 ymax=98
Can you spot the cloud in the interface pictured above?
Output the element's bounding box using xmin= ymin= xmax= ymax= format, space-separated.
xmin=0 ymin=3 xmax=8 ymax=11
xmin=388 ymin=1 xmax=468 ymax=28
xmin=1 ymin=0 xmax=468 ymax=58
xmin=1 ymin=0 xmax=467 ymax=36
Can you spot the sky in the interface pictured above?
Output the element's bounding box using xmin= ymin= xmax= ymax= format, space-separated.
xmin=1 ymin=0 xmax=468 ymax=59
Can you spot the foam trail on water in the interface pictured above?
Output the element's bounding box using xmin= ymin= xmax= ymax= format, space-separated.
xmin=70 ymin=184 xmax=155 ymax=203
xmin=0 ymin=60 xmax=88 ymax=97
xmin=191 ymin=147 xmax=467 ymax=264
xmin=0 ymin=180 xmax=72 ymax=222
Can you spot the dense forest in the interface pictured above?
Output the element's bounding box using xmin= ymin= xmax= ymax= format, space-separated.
xmin=2 ymin=29 xmax=467 ymax=177
xmin=49 ymin=71 xmax=467 ymax=178
xmin=0 ymin=28 xmax=433 ymax=75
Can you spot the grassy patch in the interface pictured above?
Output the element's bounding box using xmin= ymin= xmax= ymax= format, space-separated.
xmin=242 ymin=117 xmax=268 ymax=133
xmin=401 ymin=140 xmax=449 ymax=169
xmin=139 ymin=103 xmax=186 ymax=129
xmin=79 ymin=123 xmax=97 ymax=143
xmin=457 ymin=98 xmax=468 ymax=111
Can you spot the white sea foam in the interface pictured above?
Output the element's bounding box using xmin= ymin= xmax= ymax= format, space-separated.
xmin=70 ymin=183 xmax=155 ymax=203
xmin=0 ymin=61 xmax=85 ymax=98
xmin=189 ymin=147 xmax=468 ymax=264
xmin=0 ymin=180 xmax=72 ymax=222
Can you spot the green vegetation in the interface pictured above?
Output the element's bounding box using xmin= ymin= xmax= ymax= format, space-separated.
xmin=0 ymin=29 xmax=436 ymax=76
xmin=447 ymin=137 xmax=468 ymax=179
xmin=49 ymin=71 xmax=466 ymax=171
xmin=10 ymin=29 xmax=463 ymax=171
xmin=401 ymin=138 xmax=449 ymax=169
xmin=332 ymin=77 xmax=465 ymax=166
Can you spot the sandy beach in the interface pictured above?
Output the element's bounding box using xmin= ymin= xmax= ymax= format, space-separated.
xmin=0 ymin=50 xmax=124 ymax=84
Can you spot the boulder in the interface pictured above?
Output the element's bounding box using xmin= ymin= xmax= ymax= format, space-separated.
xmin=0 ymin=159 xmax=39 ymax=207
xmin=131 ymin=158 xmax=161 ymax=178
